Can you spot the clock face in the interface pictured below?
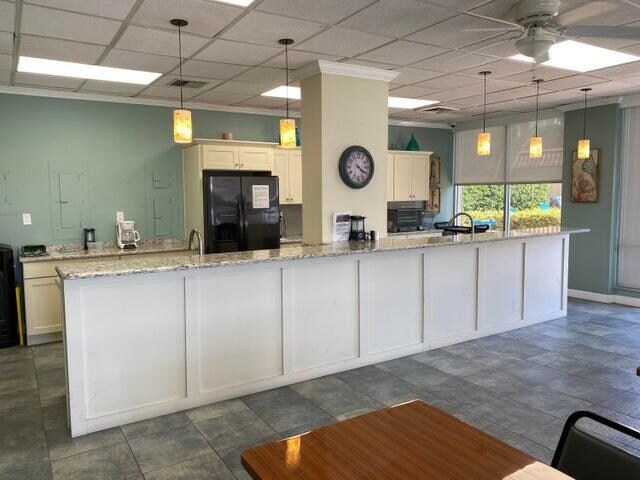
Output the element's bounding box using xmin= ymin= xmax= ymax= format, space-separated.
xmin=339 ymin=146 xmax=375 ymax=189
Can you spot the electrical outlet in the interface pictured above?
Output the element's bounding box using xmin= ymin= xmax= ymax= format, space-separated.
xmin=22 ymin=213 xmax=32 ymax=225
xmin=116 ymin=211 xmax=124 ymax=222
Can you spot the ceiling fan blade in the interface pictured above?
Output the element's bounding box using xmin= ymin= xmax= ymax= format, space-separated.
xmin=556 ymin=1 xmax=617 ymax=26
xmin=563 ymin=25 xmax=640 ymax=40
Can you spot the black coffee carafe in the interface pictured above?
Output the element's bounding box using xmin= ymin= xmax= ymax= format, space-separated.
xmin=83 ymin=228 xmax=96 ymax=250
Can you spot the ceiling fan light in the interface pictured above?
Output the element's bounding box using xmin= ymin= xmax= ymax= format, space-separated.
xmin=578 ymin=139 xmax=591 ymax=159
xmin=280 ymin=118 xmax=296 ymax=148
xmin=530 ymin=136 xmax=543 ymax=158
xmin=477 ymin=132 xmax=491 ymax=156
xmin=173 ymin=109 xmax=192 ymax=144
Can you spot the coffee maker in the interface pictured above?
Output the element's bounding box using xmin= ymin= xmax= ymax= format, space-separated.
xmin=116 ymin=220 xmax=140 ymax=250
xmin=349 ymin=216 xmax=367 ymax=242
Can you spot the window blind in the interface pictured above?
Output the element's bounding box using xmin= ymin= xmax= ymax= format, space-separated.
xmin=508 ymin=117 xmax=564 ymax=183
xmin=454 ymin=126 xmax=506 ymax=185
xmin=618 ymin=107 xmax=640 ymax=290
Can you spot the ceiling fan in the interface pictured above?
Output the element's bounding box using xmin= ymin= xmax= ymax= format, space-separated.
xmin=467 ymin=0 xmax=640 ymax=63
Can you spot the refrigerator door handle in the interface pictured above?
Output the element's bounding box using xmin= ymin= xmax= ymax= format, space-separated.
xmin=238 ymin=200 xmax=245 ymax=251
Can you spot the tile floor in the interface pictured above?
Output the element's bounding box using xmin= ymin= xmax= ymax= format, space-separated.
xmin=1 ymin=299 xmax=640 ymax=479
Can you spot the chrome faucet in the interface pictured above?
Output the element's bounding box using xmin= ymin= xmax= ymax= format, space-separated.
xmin=449 ymin=212 xmax=475 ymax=239
xmin=189 ymin=228 xmax=204 ymax=255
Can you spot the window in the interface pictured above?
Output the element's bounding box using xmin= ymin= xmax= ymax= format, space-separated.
xmin=454 ymin=117 xmax=564 ymax=231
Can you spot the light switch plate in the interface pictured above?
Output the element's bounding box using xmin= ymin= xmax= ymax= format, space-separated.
xmin=22 ymin=213 xmax=32 ymax=225
xmin=116 ymin=211 xmax=124 ymax=222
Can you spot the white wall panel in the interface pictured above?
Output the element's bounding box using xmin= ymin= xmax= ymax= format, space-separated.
xmin=291 ymin=258 xmax=359 ymax=370
xmin=478 ymin=241 xmax=524 ymax=328
xmin=365 ymin=252 xmax=423 ymax=354
xmin=525 ymin=236 xmax=564 ymax=317
xmin=80 ymin=276 xmax=186 ymax=417
xmin=197 ymin=267 xmax=283 ymax=392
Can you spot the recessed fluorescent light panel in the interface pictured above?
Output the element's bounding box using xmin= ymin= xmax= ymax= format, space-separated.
xmin=214 ymin=0 xmax=255 ymax=6
xmin=510 ymin=40 xmax=640 ymax=72
xmin=262 ymin=86 xmax=439 ymax=109
xmin=17 ymin=56 xmax=161 ymax=85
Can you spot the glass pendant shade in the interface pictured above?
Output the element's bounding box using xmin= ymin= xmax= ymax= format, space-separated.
xmin=280 ymin=118 xmax=296 ymax=148
xmin=530 ymin=136 xmax=543 ymax=158
xmin=173 ymin=109 xmax=192 ymax=144
xmin=477 ymin=132 xmax=491 ymax=156
xmin=578 ymin=139 xmax=591 ymax=159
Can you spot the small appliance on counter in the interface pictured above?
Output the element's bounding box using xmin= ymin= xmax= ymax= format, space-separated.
xmin=388 ymin=207 xmax=424 ymax=233
xmin=116 ymin=220 xmax=140 ymax=250
xmin=83 ymin=228 xmax=96 ymax=250
xmin=349 ymin=215 xmax=367 ymax=242
xmin=0 ymin=245 xmax=18 ymax=348
xmin=20 ymin=244 xmax=48 ymax=257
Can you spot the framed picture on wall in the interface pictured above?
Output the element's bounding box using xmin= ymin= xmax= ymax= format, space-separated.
xmin=429 ymin=155 xmax=441 ymax=186
xmin=427 ymin=187 xmax=441 ymax=213
xmin=571 ymin=148 xmax=600 ymax=203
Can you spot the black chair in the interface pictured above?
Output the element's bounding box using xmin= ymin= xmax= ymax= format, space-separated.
xmin=552 ymin=411 xmax=640 ymax=480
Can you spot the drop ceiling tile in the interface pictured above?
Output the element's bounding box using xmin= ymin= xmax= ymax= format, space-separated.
xmin=589 ymin=61 xmax=640 ymax=80
xmin=116 ymin=25 xmax=208 ymax=57
xmin=407 ymin=14 xmax=509 ymax=49
xmin=191 ymin=90 xmax=252 ymax=105
xmin=537 ymin=90 xmax=584 ymax=105
xmin=421 ymin=0 xmax=491 ymax=13
xmin=176 ymin=59 xmax=247 ymax=80
xmin=296 ymin=26 xmax=391 ymax=57
xmin=340 ymin=58 xmax=396 ymax=70
xmin=155 ymin=73 xmax=221 ymax=91
xmin=233 ymin=66 xmax=285 ymax=85
xmin=389 ymin=84 xmax=440 ymax=97
xmin=132 ymin=0 xmax=243 ymax=37
xmin=455 ymin=58 xmax=532 ymax=78
xmin=0 ymin=1 xmax=14 ymax=32
xmin=211 ymin=80 xmax=272 ymax=95
xmin=500 ymin=66 xmax=572 ymax=84
xmin=0 ymin=32 xmax=11 ymax=54
xmin=264 ymin=50 xmax=343 ymax=69
xmin=621 ymin=42 xmax=640 ymax=56
xmin=0 ymin=53 xmax=10 ymax=70
xmin=462 ymin=34 xmax=521 ymax=58
xmin=469 ymin=0 xmax=522 ymax=20
xmin=541 ymin=74 xmax=609 ymax=91
xmin=0 ymin=70 xmax=9 ymax=84
xmin=256 ymin=0 xmax=373 ymax=24
xmin=413 ymin=73 xmax=480 ymax=91
xmin=430 ymin=87 xmax=479 ymax=102
xmin=14 ymin=72 xmax=83 ymax=89
xmin=339 ymin=0 xmax=456 ymax=38
xmin=21 ymin=4 xmax=121 ymax=45
xmin=139 ymin=83 xmax=203 ymax=100
xmin=589 ymin=79 xmax=640 ymax=93
xmin=557 ymin=0 xmax=640 ymax=27
xmin=195 ymin=39 xmax=280 ymax=65
xmin=575 ymin=35 xmax=639 ymax=51
xmin=238 ymin=95 xmax=288 ymax=108
xmin=20 ymin=35 xmax=106 ymax=63
xmin=222 ymin=11 xmax=325 ymax=47
xmin=26 ymin=0 xmax=137 ymax=20
xmin=358 ymin=40 xmax=447 ymax=66
xmin=411 ymin=50 xmax=495 ymax=73
xmin=391 ymin=66 xmax=443 ymax=85
xmin=102 ymin=49 xmax=178 ymax=72
xmin=80 ymin=80 xmax=146 ymax=95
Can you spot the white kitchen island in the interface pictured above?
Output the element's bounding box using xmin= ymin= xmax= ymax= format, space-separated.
xmin=57 ymin=227 xmax=586 ymax=437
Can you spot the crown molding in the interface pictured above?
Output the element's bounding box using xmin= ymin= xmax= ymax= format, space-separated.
xmin=293 ymin=60 xmax=399 ymax=83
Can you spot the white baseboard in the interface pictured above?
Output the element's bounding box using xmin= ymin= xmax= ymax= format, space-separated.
xmin=568 ymin=289 xmax=640 ymax=307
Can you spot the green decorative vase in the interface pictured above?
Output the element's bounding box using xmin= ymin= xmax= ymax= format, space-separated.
xmin=406 ymin=133 xmax=419 ymax=151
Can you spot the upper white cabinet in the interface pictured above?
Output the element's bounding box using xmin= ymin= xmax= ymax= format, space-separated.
xmin=389 ymin=151 xmax=430 ymax=201
xmin=202 ymin=144 xmax=239 ymax=170
xmin=238 ymin=147 xmax=274 ymax=171
xmin=200 ymin=141 xmax=275 ymax=172
xmin=274 ymin=148 xmax=302 ymax=205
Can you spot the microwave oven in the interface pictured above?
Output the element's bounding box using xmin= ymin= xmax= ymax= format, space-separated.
xmin=388 ymin=208 xmax=423 ymax=233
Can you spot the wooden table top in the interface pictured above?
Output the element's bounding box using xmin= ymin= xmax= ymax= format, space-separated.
xmin=242 ymin=401 xmax=571 ymax=480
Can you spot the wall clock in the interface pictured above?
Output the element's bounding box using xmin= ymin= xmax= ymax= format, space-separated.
xmin=339 ymin=146 xmax=375 ymax=189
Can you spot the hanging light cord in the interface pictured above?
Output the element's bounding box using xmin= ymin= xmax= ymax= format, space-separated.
xmin=178 ymin=23 xmax=184 ymax=109
xmin=582 ymin=90 xmax=588 ymax=139
xmin=285 ymin=41 xmax=290 ymax=119
xmin=535 ymin=80 xmax=540 ymax=137
xmin=482 ymin=72 xmax=487 ymax=133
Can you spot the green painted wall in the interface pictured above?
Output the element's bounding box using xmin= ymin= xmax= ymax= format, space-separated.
xmin=388 ymin=125 xmax=454 ymax=223
xmin=0 ymin=93 xmax=453 ymax=252
xmin=561 ymin=104 xmax=622 ymax=295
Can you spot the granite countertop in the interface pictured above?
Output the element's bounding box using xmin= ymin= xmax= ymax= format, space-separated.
xmin=57 ymin=227 xmax=589 ymax=280
xmin=387 ymin=229 xmax=441 ymax=237
xmin=280 ymin=235 xmax=303 ymax=244
xmin=20 ymin=238 xmax=191 ymax=263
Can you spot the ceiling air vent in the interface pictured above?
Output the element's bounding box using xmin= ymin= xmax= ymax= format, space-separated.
xmin=168 ymin=79 xmax=207 ymax=89
xmin=415 ymin=105 xmax=460 ymax=114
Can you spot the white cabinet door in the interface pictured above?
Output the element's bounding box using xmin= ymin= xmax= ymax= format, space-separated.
xmin=393 ymin=154 xmax=413 ymax=201
xmin=239 ymin=147 xmax=273 ymax=171
xmin=273 ymin=151 xmax=288 ymax=204
xmin=288 ymin=151 xmax=303 ymax=204
xmin=387 ymin=154 xmax=395 ymax=201
xmin=202 ymin=145 xmax=239 ymax=170
xmin=411 ymin=154 xmax=429 ymax=201
xmin=25 ymin=277 xmax=62 ymax=336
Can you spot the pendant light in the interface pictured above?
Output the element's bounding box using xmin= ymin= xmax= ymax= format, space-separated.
xmin=171 ymin=19 xmax=192 ymax=144
xmin=529 ymin=78 xmax=544 ymax=158
xmin=477 ymin=71 xmax=491 ymax=156
xmin=279 ymin=38 xmax=296 ymax=149
xmin=578 ymin=88 xmax=592 ymax=159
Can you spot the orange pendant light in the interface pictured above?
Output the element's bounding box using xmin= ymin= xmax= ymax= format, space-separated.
xmin=578 ymin=88 xmax=592 ymax=159
xmin=279 ymin=38 xmax=296 ymax=148
xmin=477 ymin=71 xmax=491 ymax=156
xmin=529 ymin=79 xmax=543 ymax=158
xmin=171 ymin=19 xmax=192 ymax=144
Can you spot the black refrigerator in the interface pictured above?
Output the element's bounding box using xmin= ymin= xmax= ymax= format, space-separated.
xmin=203 ymin=171 xmax=281 ymax=253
